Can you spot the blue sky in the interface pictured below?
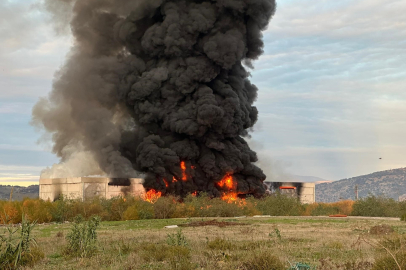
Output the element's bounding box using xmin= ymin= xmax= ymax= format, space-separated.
xmin=1 ymin=0 xmax=406 ymax=186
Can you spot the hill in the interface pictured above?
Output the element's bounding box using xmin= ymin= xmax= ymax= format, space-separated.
xmin=0 ymin=185 xmax=39 ymax=201
xmin=316 ymin=168 xmax=406 ymax=202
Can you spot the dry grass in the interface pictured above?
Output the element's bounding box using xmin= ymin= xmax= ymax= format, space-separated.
xmin=3 ymin=216 xmax=405 ymax=269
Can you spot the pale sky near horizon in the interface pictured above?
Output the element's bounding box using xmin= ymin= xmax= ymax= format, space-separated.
xmin=1 ymin=0 xmax=406 ymax=186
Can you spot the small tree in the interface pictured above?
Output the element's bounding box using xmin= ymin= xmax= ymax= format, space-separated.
xmin=64 ymin=215 xmax=101 ymax=258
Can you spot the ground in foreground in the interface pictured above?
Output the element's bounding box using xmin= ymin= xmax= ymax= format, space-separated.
xmin=6 ymin=216 xmax=406 ymax=269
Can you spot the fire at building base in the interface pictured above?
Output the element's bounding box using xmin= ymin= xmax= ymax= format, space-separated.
xmin=39 ymin=178 xmax=315 ymax=204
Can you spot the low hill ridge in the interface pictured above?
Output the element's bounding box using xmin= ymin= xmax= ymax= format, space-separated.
xmin=316 ymin=168 xmax=406 ymax=202
xmin=0 ymin=185 xmax=39 ymax=201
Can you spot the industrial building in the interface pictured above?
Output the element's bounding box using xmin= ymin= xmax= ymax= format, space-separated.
xmin=39 ymin=177 xmax=315 ymax=204
xmin=263 ymin=181 xmax=316 ymax=204
xmin=39 ymin=177 xmax=144 ymax=201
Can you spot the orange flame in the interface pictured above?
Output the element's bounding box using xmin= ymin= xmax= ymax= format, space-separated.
xmin=221 ymin=192 xmax=238 ymax=203
xmin=180 ymin=161 xmax=187 ymax=181
xmin=217 ymin=174 xmax=236 ymax=190
xmin=192 ymin=191 xmax=197 ymax=197
xmin=217 ymin=174 xmax=241 ymax=203
xmin=143 ymin=189 xmax=162 ymax=203
xmin=172 ymin=176 xmax=178 ymax=183
xmin=163 ymin=179 xmax=169 ymax=188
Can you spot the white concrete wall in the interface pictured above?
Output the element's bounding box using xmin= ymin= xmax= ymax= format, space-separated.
xmin=39 ymin=177 xmax=145 ymax=201
xmin=263 ymin=181 xmax=316 ymax=204
xmin=298 ymin=183 xmax=316 ymax=204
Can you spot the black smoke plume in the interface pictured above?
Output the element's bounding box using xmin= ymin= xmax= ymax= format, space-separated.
xmin=33 ymin=0 xmax=276 ymax=198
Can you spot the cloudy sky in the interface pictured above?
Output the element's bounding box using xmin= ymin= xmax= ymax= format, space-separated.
xmin=1 ymin=0 xmax=406 ymax=186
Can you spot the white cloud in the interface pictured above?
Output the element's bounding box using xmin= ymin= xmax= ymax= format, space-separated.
xmin=248 ymin=0 xmax=406 ymax=180
xmin=0 ymin=0 xmax=71 ymax=98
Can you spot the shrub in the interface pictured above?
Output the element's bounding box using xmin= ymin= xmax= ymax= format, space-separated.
xmin=22 ymin=199 xmax=54 ymax=223
xmin=63 ymin=215 xmax=101 ymax=258
xmin=207 ymin=238 xmax=234 ymax=250
xmin=140 ymin=243 xmax=190 ymax=264
xmin=0 ymin=202 xmax=22 ymax=224
xmin=141 ymin=243 xmax=169 ymax=262
xmin=302 ymin=200 xmax=354 ymax=216
xmin=352 ymin=195 xmax=400 ymax=217
xmin=373 ymin=252 xmax=406 ymax=270
xmin=241 ymin=197 xmax=261 ymax=216
xmin=154 ymin=196 xmax=177 ymax=219
xmin=51 ymin=196 xmax=71 ymax=222
xmin=240 ymin=252 xmax=285 ymax=270
xmin=370 ymin=224 xmax=394 ymax=235
xmin=172 ymin=201 xmax=196 ymax=218
xmin=333 ymin=200 xmax=354 ymax=215
xmin=310 ymin=203 xmax=340 ymax=216
xmin=256 ymin=194 xmax=303 ymax=216
xmin=123 ymin=198 xmax=154 ymax=220
xmin=167 ymin=246 xmax=192 ymax=270
xmin=0 ymin=215 xmax=40 ymax=269
xmin=200 ymin=197 xmax=244 ymax=217
xmin=167 ymin=229 xmax=188 ymax=247
xmin=107 ymin=196 xmax=129 ymax=221
xmin=19 ymin=245 xmax=45 ymax=268
xmin=123 ymin=205 xmax=139 ymax=220
xmin=378 ymin=234 xmax=406 ymax=251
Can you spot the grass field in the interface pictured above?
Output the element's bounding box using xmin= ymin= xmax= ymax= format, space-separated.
xmin=3 ymin=216 xmax=406 ymax=269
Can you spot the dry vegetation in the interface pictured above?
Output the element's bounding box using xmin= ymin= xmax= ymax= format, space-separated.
xmin=0 ymin=194 xmax=358 ymax=225
xmin=2 ymin=195 xmax=406 ymax=269
xmin=1 ymin=216 xmax=406 ymax=269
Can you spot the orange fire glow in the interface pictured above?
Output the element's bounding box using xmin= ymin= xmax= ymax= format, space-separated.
xmin=172 ymin=176 xmax=178 ymax=182
xmin=192 ymin=191 xmax=197 ymax=196
xmin=221 ymin=192 xmax=238 ymax=203
xmin=143 ymin=189 xmax=162 ymax=203
xmin=180 ymin=161 xmax=187 ymax=181
xmin=216 ymin=174 xmax=241 ymax=203
xmin=217 ymin=174 xmax=236 ymax=190
xmin=163 ymin=179 xmax=169 ymax=188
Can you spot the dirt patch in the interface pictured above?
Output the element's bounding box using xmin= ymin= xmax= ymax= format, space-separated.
xmin=178 ymin=219 xmax=248 ymax=228
xmin=369 ymin=224 xmax=394 ymax=235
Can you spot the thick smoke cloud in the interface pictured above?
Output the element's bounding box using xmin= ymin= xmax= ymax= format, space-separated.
xmin=33 ymin=0 xmax=276 ymax=197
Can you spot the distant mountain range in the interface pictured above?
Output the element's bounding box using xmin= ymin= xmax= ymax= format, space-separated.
xmin=316 ymin=168 xmax=406 ymax=202
xmin=0 ymin=185 xmax=39 ymax=201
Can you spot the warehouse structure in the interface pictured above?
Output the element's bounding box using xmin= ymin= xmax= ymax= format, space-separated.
xmin=39 ymin=177 xmax=315 ymax=203
xmin=263 ymin=181 xmax=316 ymax=204
xmin=39 ymin=177 xmax=144 ymax=201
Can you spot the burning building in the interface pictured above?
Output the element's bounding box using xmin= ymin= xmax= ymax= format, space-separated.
xmin=264 ymin=181 xmax=316 ymax=204
xmin=39 ymin=177 xmax=315 ymax=204
xmin=39 ymin=177 xmax=144 ymax=201
xmin=33 ymin=0 xmax=277 ymax=199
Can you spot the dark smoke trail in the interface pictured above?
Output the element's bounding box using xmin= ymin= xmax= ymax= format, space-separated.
xmin=33 ymin=0 xmax=276 ymax=197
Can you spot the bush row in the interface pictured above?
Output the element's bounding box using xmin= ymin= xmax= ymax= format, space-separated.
xmin=1 ymin=194 xmax=405 ymax=224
